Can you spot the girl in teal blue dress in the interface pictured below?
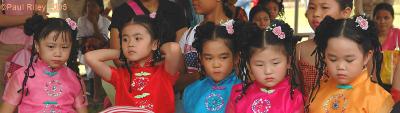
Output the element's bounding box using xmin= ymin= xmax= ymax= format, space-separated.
xmin=182 ymin=20 xmax=242 ymax=113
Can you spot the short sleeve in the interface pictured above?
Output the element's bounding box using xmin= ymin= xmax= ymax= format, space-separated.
xmin=292 ymin=89 xmax=305 ymax=113
xmin=225 ymin=84 xmax=242 ymax=113
xmin=108 ymin=67 xmax=121 ymax=86
xmin=375 ymin=94 xmax=395 ymax=113
xmin=160 ymin=63 xmax=179 ymax=85
xmin=73 ymin=79 xmax=88 ymax=109
xmin=2 ymin=68 xmax=24 ymax=105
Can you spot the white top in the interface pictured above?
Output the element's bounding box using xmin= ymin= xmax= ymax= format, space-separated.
xmin=77 ymin=15 xmax=111 ymax=40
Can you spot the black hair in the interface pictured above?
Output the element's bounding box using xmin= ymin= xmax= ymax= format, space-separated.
xmin=373 ymin=2 xmax=394 ymax=19
xmin=222 ymin=0 xmax=234 ymax=18
xmin=118 ymin=15 xmax=169 ymax=92
xmin=87 ymin=0 xmax=104 ymax=13
xmin=192 ymin=20 xmax=243 ymax=78
xmin=336 ymin=0 xmax=353 ymax=10
xmin=309 ymin=15 xmax=382 ymax=110
xmin=21 ymin=14 xmax=83 ymax=104
xmin=257 ymin=0 xmax=284 ymax=18
xmin=236 ymin=20 xmax=300 ymax=102
xmin=249 ymin=5 xmax=271 ymax=22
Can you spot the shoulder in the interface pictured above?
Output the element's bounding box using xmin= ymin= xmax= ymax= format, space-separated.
xmin=185 ymin=78 xmax=208 ymax=92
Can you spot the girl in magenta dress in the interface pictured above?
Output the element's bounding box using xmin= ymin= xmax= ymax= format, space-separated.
xmin=226 ymin=21 xmax=304 ymax=113
xmin=0 ymin=16 xmax=87 ymax=113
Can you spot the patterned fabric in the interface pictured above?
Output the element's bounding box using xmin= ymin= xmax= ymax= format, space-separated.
xmin=100 ymin=106 xmax=154 ymax=113
xmin=298 ymin=60 xmax=328 ymax=100
xmin=183 ymin=71 xmax=241 ymax=113
xmin=226 ymin=78 xmax=304 ymax=113
xmin=2 ymin=59 xmax=87 ymax=112
xmin=309 ymin=70 xmax=394 ymax=113
xmin=109 ymin=62 xmax=178 ymax=113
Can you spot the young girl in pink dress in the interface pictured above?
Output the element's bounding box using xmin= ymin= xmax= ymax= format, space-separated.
xmin=226 ymin=21 xmax=303 ymax=113
xmin=0 ymin=16 xmax=87 ymax=113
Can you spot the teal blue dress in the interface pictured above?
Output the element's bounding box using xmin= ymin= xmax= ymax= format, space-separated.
xmin=183 ymin=71 xmax=241 ymax=113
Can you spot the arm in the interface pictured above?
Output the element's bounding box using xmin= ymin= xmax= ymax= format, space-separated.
xmin=110 ymin=28 xmax=122 ymax=66
xmin=161 ymin=42 xmax=183 ymax=76
xmin=0 ymin=103 xmax=16 ymax=113
xmin=76 ymin=107 xmax=88 ymax=113
xmin=84 ymin=49 xmax=120 ymax=81
xmin=175 ymin=27 xmax=188 ymax=42
xmin=0 ymin=14 xmax=31 ymax=27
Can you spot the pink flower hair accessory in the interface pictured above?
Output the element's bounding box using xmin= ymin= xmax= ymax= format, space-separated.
xmin=221 ymin=20 xmax=235 ymax=35
xmin=355 ymin=16 xmax=368 ymax=30
xmin=65 ymin=18 xmax=77 ymax=30
xmin=149 ymin=12 xmax=157 ymax=19
xmin=267 ymin=24 xmax=286 ymax=39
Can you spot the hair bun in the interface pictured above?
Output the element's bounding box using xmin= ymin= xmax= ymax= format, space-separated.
xmin=24 ymin=14 xmax=45 ymax=36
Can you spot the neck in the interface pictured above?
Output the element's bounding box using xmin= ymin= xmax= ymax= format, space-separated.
xmin=205 ymin=5 xmax=229 ymax=24
xmin=140 ymin=0 xmax=159 ymax=12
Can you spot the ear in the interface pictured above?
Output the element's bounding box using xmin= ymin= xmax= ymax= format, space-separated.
xmin=233 ymin=53 xmax=240 ymax=66
xmin=35 ymin=41 xmax=40 ymax=53
xmin=363 ymin=50 xmax=373 ymax=67
xmin=341 ymin=7 xmax=353 ymax=18
xmin=151 ymin=40 xmax=159 ymax=51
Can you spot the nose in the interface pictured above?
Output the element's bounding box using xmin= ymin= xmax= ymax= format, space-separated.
xmin=212 ymin=60 xmax=221 ymax=68
xmin=313 ymin=8 xmax=321 ymax=19
xmin=336 ymin=61 xmax=346 ymax=71
xmin=54 ymin=48 xmax=62 ymax=57
xmin=264 ymin=65 xmax=272 ymax=75
xmin=128 ymin=39 xmax=135 ymax=47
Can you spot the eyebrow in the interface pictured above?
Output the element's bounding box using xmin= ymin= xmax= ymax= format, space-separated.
xmin=122 ymin=33 xmax=143 ymax=37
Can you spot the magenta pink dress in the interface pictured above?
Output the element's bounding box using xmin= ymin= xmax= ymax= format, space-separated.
xmin=226 ymin=78 xmax=304 ymax=113
xmin=2 ymin=59 xmax=87 ymax=112
xmin=382 ymin=28 xmax=400 ymax=51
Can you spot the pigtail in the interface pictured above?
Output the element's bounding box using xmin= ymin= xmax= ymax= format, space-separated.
xmin=16 ymin=14 xmax=46 ymax=104
xmin=307 ymin=16 xmax=337 ymax=110
xmin=235 ymin=23 xmax=259 ymax=102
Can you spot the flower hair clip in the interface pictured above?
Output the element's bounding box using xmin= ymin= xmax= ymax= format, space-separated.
xmin=65 ymin=18 xmax=77 ymax=30
xmin=221 ymin=19 xmax=235 ymax=35
xmin=355 ymin=16 xmax=368 ymax=30
xmin=149 ymin=12 xmax=156 ymax=19
xmin=266 ymin=24 xmax=285 ymax=39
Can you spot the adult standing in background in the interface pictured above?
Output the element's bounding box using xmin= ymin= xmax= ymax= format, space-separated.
xmin=355 ymin=0 xmax=394 ymax=17
xmin=0 ymin=0 xmax=48 ymax=103
xmin=60 ymin=0 xmax=85 ymax=21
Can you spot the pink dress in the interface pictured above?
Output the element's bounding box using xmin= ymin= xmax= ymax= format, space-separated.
xmin=382 ymin=28 xmax=400 ymax=51
xmin=2 ymin=59 xmax=87 ymax=113
xmin=226 ymin=78 xmax=304 ymax=113
xmin=1 ymin=0 xmax=35 ymax=84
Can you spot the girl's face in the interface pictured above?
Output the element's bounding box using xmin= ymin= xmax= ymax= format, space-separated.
xmin=35 ymin=32 xmax=72 ymax=68
xmin=374 ymin=10 xmax=394 ymax=33
xmin=325 ymin=37 xmax=371 ymax=85
xmin=250 ymin=46 xmax=289 ymax=88
xmin=192 ymin=0 xmax=219 ymax=15
xmin=121 ymin=24 xmax=157 ymax=63
xmin=306 ymin=0 xmax=349 ymax=30
xmin=265 ymin=2 xmax=279 ymax=19
xmin=252 ymin=11 xmax=270 ymax=30
xmin=200 ymin=39 xmax=234 ymax=82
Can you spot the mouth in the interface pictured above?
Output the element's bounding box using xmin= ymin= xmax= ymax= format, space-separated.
xmin=337 ymin=74 xmax=347 ymax=79
xmin=312 ymin=20 xmax=320 ymax=28
xmin=265 ymin=77 xmax=274 ymax=82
